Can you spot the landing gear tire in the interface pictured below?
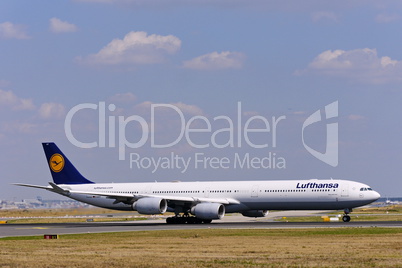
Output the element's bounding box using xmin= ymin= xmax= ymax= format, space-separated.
xmin=166 ymin=216 xmax=211 ymax=224
xmin=342 ymin=215 xmax=351 ymax=222
xmin=342 ymin=208 xmax=352 ymax=222
xmin=186 ymin=217 xmax=195 ymax=224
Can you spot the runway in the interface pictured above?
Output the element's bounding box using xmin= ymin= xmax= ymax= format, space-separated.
xmin=1 ymin=218 xmax=402 ymax=238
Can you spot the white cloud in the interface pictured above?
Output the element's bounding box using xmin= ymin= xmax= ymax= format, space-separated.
xmin=375 ymin=13 xmax=400 ymax=23
xmin=171 ymin=102 xmax=204 ymax=116
xmin=0 ymin=89 xmax=35 ymax=110
xmin=49 ymin=18 xmax=78 ymax=33
xmin=311 ymin=11 xmax=339 ymax=23
xmin=0 ymin=90 xmax=66 ymax=144
xmin=308 ymin=49 xmax=351 ymax=69
xmin=78 ymin=31 xmax=181 ymax=65
xmin=0 ymin=90 xmax=66 ymax=119
xmin=0 ymin=22 xmax=30 ymax=40
xmin=298 ymin=48 xmax=402 ymax=84
xmin=380 ymin=56 xmax=397 ymax=67
xmin=108 ymin=92 xmax=137 ymax=103
xmin=183 ymin=51 xmax=246 ymax=70
xmin=3 ymin=122 xmax=37 ymax=134
xmin=39 ymin=103 xmax=66 ymax=119
xmin=134 ymin=101 xmax=153 ymax=111
xmin=133 ymin=101 xmax=204 ymax=116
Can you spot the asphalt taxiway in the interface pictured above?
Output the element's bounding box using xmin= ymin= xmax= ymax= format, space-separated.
xmin=1 ymin=217 xmax=402 ymax=238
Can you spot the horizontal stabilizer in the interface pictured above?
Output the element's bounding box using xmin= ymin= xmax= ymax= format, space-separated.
xmin=14 ymin=182 xmax=70 ymax=196
xmin=13 ymin=183 xmax=51 ymax=190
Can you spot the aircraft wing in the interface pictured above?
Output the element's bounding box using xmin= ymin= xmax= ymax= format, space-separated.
xmin=68 ymin=190 xmax=240 ymax=205
xmin=15 ymin=182 xmax=240 ymax=205
xmin=137 ymin=194 xmax=240 ymax=205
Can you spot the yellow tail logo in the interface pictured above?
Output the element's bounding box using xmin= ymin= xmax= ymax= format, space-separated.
xmin=50 ymin=154 xmax=64 ymax=173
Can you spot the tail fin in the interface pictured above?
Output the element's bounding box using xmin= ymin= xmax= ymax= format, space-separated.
xmin=42 ymin=142 xmax=93 ymax=184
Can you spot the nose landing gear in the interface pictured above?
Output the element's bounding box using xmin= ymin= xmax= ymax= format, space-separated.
xmin=342 ymin=208 xmax=352 ymax=222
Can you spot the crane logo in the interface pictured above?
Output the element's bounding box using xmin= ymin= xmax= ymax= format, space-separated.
xmin=302 ymin=101 xmax=338 ymax=167
xmin=50 ymin=153 xmax=65 ymax=173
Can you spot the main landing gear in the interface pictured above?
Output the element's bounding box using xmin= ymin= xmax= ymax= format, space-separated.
xmin=342 ymin=208 xmax=352 ymax=222
xmin=166 ymin=214 xmax=212 ymax=224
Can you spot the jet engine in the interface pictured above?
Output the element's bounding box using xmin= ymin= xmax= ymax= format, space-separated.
xmin=241 ymin=210 xmax=269 ymax=218
xmin=191 ymin=203 xmax=225 ymax=220
xmin=132 ymin=198 xmax=167 ymax=214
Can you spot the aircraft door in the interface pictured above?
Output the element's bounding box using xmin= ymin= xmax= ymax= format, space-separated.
xmin=204 ymin=188 xmax=210 ymax=198
xmin=142 ymin=186 xmax=152 ymax=194
xmin=341 ymin=184 xmax=349 ymax=197
xmin=251 ymin=185 xmax=259 ymax=197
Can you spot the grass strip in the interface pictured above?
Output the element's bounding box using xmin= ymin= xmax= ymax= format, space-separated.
xmin=1 ymin=228 xmax=402 ymax=267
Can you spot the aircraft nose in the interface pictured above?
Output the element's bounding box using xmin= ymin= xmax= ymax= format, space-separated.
xmin=372 ymin=191 xmax=381 ymax=201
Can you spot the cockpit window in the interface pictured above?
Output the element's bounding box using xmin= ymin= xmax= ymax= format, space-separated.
xmin=360 ymin=187 xmax=373 ymax=191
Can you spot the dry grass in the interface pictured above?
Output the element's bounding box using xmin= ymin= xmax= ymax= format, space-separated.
xmin=1 ymin=228 xmax=402 ymax=267
xmin=355 ymin=204 xmax=402 ymax=214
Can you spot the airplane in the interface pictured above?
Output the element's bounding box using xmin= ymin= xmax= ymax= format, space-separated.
xmin=385 ymin=198 xmax=399 ymax=205
xmin=15 ymin=142 xmax=381 ymax=223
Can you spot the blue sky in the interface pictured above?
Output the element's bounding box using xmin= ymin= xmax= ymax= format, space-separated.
xmin=1 ymin=0 xmax=402 ymax=200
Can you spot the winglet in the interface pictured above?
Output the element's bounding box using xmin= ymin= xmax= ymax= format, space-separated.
xmin=42 ymin=143 xmax=94 ymax=185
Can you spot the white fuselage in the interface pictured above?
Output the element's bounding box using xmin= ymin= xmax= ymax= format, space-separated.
xmin=59 ymin=179 xmax=380 ymax=213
